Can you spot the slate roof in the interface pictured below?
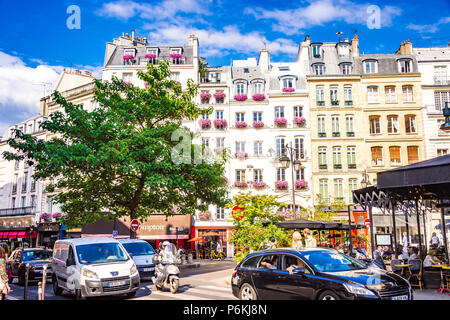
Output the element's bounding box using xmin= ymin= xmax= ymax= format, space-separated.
xmin=358 ymin=54 xmax=419 ymax=75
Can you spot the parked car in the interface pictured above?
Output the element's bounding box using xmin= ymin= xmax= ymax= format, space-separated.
xmin=231 ymin=248 xmax=413 ymax=300
xmin=8 ymin=248 xmax=53 ymax=285
xmin=52 ymin=238 xmax=140 ymax=300
xmin=118 ymin=239 xmax=156 ymax=281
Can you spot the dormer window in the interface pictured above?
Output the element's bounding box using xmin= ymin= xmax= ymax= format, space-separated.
xmin=253 ymin=82 xmax=263 ymax=94
xmin=170 ymin=48 xmax=183 ymax=64
xmin=145 ymin=48 xmax=158 ymax=64
xmin=398 ymin=59 xmax=412 ymax=73
xmin=312 ymin=44 xmax=322 ymax=58
xmin=364 ymin=60 xmax=378 ymax=74
xmin=312 ymin=63 xmax=325 ymax=75
xmin=123 ymin=48 xmax=136 ymax=65
xmin=341 ymin=63 xmax=352 ymax=75
xmin=235 ymin=82 xmax=246 ymax=95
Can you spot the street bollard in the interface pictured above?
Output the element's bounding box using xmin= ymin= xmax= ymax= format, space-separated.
xmin=23 ymin=264 xmax=30 ymax=300
xmin=38 ymin=282 xmax=42 ymax=300
xmin=41 ymin=264 xmax=47 ymax=300
xmin=187 ymin=253 xmax=193 ymax=264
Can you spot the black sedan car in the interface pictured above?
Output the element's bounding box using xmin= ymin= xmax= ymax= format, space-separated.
xmin=231 ymin=248 xmax=412 ymax=300
xmin=9 ymin=248 xmax=53 ymax=285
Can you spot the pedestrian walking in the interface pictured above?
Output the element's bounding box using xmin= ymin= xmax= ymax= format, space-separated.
xmin=292 ymin=232 xmax=303 ymax=249
xmin=0 ymin=247 xmax=11 ymax=299
xmin=430 ymin=232 xmax=440 ymax=249
xmin=267 ymin=237 xmax=277 ymax=249
xmin=401 ymin=232 xmax=410 ymax=257
xmin=303 ymin=229 xmax=317 ymax=248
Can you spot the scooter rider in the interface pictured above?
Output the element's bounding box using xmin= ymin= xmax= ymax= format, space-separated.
xmin=155 ymin=242 xmax=176 ymax=282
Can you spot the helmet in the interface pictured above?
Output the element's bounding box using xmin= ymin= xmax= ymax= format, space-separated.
xmin=162 ymin=241 xmax=171 ymax=247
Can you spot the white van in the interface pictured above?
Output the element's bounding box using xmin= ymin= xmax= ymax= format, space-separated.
xmin=52 ymin=238 xmax=140 ymax=299
xmin=118 ymin=239 xmax=156 ymax=281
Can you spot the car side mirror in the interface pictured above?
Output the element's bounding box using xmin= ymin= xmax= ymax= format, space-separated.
xmin=292 ymin=267 xmax=305 ymax=275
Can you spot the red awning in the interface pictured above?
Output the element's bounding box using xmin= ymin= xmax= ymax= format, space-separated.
xmin=17 ymin=231 xmax=26 ymax=238
xmin=0 ymin=232 xmax=3 ymax=238
xmin=8 ymin=231 xmax=18 ymax=239
xmin=2 ymin=232 xmax=9 ymax=239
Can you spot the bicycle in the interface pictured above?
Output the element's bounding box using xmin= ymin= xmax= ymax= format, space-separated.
xmin=210 ymin=251 xmax=225 ymax=260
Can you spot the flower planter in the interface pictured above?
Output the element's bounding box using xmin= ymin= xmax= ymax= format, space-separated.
xmin=252 ymin=181 xmax=266 ymax=189
xmin=294 ymin=117 xmax=306 ymax=126
xmin=235 ymin=151 xmax=248 ymax=160
xmin=213 ymin=119 xmax=227 ymax=128
xmin=252 ymin=93 xmax=265 ymax=101
xmin=198 ymin=211 xmax=212 ymax=221
xmin=275 ymin=117 xmax=287 ymax=127
xmin=123 ymin=81 xmax=132 ymax=87
xmin=200 ymin=92 xmax=211 ymax=103
xmin=39 ymin=212 xmax=52 ymax=222
xmin=214 ymin=91 xmax=226 ymax=100
xmin=170 ymin=53 xmax=183 ymax=59
xmin=235 ymin=121 xmax=247 ymax=128
xmin=253 ymin=121 xmax=264 ymax=128
xmin=295 ymin=179 xmax=308 ymax=189
xmin=234 ymin=94 xmax=248 ymax=101
xmin=123 ymin=54 xmax=135 ymax=61
xmin=145 ymin=53 xmax=156 ymax=59
xmin=234 ymin=181 xmax=248 ymax=188
xmin=282 ymin=87 xmax=295 ymax=93
xmin=275 ymin=180 xmax=288 ymax=190
xmin=199 ymin=119 xmax=211 ymax=129
xmin=331 ymin=100 xmax=339 ymax=106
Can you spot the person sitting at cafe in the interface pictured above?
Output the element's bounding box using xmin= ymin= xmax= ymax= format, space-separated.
xmin=423 ymin=249 xmax=441 ymax=271
xmin=407 ymin=247 xmax=418 ymax=261
xmin=382 ymin=246 xmax=392 ymax=259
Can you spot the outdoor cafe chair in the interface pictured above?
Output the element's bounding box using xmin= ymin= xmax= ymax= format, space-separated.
xmin=408 ymin=259 xmax=423 ymax=290
xmin=391 ymin=259 xmax=403 ymax=275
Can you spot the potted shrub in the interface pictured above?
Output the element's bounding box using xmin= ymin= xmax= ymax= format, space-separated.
xmin=252 ymin=93 xmax=265 ymax=101
xmin=275 ymin=117 xmax=287 ymax=127
xmin=275 ymin=180 xmax=288 ymax=190
xmin=200 ymin=91 xmax=211 ymax=103
xmin=234 ymin=94 xmax=248 ymax=101
xmin=252 ymin=181 xmax=266 ymax=189
xmin=295 ymin=179 xmax=308 ymax=189
xmin=253 ymin=121 xmax=264 ymax=128
xmin=199 ymin=119 xmax=211 ymax=129
xmin=282 ymin=87 xmax=295 ymax=93
xmin=294 ymin=116 xmax=306 ymax=126
xmin=39 ymin=212 xmax=52 ymax=222
xmin=235 ymin=151 xmax=248 ymax=160
xmin=52 ymin=212 xmax=63 ymax=220
xmin=235 ymin=121 xmax=247 ymax=128
xmin=213 ymin=119 xmax=227 ymax=128
xmin=234 ymin=181 xmax=248 ymax=188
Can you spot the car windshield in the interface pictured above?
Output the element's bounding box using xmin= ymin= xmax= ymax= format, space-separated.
xmin=302 ymin=250 xmax=366 ymax=272
xmin=22 ymin=250 xmax=52 ymax=261
xmin=75 ymin=243 xmax=129 ymax=264
xmin=122 ymin=242 xmax=155 ymax=256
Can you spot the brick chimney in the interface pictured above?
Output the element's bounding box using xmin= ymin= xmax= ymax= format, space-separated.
xmin=351 ymin=34 xmax=359 ymax=57
xmin=404 ymin=40 xmax=412 ymax=54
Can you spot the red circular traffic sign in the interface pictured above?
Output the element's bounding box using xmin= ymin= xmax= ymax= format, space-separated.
xmin=130 ymin=219 xmax=139 ymax=232
xmin=231 ymin=206 xmax=245 ymax=220
xmin=364 ymin=218 xmax=370 ymax=227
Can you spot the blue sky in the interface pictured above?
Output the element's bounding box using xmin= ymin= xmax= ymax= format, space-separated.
xmin=0 ymin=0 xmax=449 ymax=134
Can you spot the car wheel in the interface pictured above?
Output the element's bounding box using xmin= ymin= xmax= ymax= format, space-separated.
xmin=75 ymin=289 xmax=86 ymax=300
xmin=318 ymin=290 xmax=340 ymax=300
xmin=52 ymin=275 xmax=63 ymax=295
xmin=239 ymin=283 xmax=257 ymax=300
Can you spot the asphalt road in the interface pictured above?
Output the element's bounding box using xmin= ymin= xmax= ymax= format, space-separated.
xmin=6 ymin=260 xmax=237 ymax=301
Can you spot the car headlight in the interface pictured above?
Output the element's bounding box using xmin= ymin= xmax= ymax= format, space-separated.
xmin=366 ymin=283 xmax=384 ymax=291
xmin=82 ymin=268 xmax=98 ymax=279
xmin=130 ymin=264 xmax=138 ymax=275
xmin=343 ymin=283 xmax=377 ymax=297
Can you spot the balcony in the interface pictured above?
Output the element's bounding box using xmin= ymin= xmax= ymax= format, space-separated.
xmin=318 ymin=132 xmax=326 ymax=137
xmin=334 ymin=164 xmax=342 ymax=169
xmin=434 ymin=77 xmax=448 ymax=86
xmin=12 ymin=185 xmax=17 ymax=194
xmin=331 ymin=100 xmax=339 ymax=106
xmin=345 ymin=100 xmax=353 ymax=106
xmin=348 ymin=164 xmax=356 ymax=169
xmin=332 ymin=132 xmax=340 ymax=137
xmin=317 ymin=101 xmax=325 ymax=106
xmin=21 ymin=184 xmax=27 ymax=193
xmin=347 ymin=132 xmax=355 ymax=137
xmin=0 ymin=206 xmax=35 ymax=217
xmin=319 ymin=164 xmax=327 ymax=170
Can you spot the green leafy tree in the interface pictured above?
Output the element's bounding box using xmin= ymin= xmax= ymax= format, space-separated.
xmin=3 ymin=61 xmax=228 ymax=232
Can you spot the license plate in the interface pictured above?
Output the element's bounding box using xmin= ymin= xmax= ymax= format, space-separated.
xmin=107 ymin=281 xmax=126 ymax=287
xmin=391 ymin=295 xmax=408 ymax=300
xmin=143 ymin=268 xmax=154 ymax=272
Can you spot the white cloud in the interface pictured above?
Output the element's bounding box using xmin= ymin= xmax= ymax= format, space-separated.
xmin=141 ymin=24 xmax=299 ymax=58
xmin=96 ymin=0 xmax=210 ymax=21
xmin=245 ymin=0 xmax=402 ymax=35
xmin=407 ymin=16 xmax=450 ymax=34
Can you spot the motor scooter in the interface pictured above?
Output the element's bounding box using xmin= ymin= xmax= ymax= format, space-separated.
xmin=151 ymin=253 xmax=181 ymax=294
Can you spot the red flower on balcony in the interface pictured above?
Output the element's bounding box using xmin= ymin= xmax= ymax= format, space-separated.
xmin=214 ymin=91 xmax=226 ymax=99
xmin=275 ymin=117 xmax=287 ymax=126
xmin=123 ymin=54 xmax=134 ymax=61
xmin=145 ymin=53 xmax=156 ymax=59
xmin=170 ymin=53 xmax=183 ymax=59
xmin=294 ymin=116 xmax=306 ymax=126
xmin=252 ymin=181 xmax=266 ymax=189
xmin=275 ymin=180 xmax=288 ymax=190
xmin=295 ymin=179 xmax=308 ymax=189
xmin=235 ymin=121 xmax=247 ymax=128
xmin=199 ymin=119 xmax=211 ymax=129
xmin=234 ymin=181 xmax=248 ymax=188
xmin=200 ymin=91 xmax=211 ymax=103
xmin=213 ymin=119 xmax=228 ymax=128
xmin=282 ymin=87 xmax=295 ymax=93
xmin=235 ymin=151 xmax=248 ymax=160
xmin=253 ymin=121 xmax=264 ymax=128
xmin=252 ymin=93 xmax=265 ymax=101
xmin=234 ymin=94 xmax=248 ymax=101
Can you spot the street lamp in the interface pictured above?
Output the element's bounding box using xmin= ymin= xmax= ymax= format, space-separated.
xmin=278 ymin=142 xmax=302 ymax=213
xmin=440 ymin=102 xmax=450 ymax=133
xmin=361 ymin=169 xmax=371 ymax=188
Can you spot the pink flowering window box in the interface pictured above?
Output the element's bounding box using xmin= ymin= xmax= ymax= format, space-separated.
xmin=170 ymin=53 xmax=183 ymax=59
xmin=253 ymin=121 xmax=264 ymax=128
xmin=234 ymin=94 xmax=248 ymax=101
xmin=252 ymin=93 xmax=265 ymax=101
xmin=200 ymin=92 xmax=211 ymax=103
xmin=253 ymin=181 xmax=266 ymax=189
xmin=199 ymin=119 xmax=211 ymax=129
xmin=235 ymin=121 xmax=247 ymax=128
xmin=294 ymin=116 xmax=306 ymax=126
xmin=295 ymin=179 xmax=308 ymax=189
xmin=145 ymin=53 xmax=156 ymax=59
xmin=275 ymin=117 xmax=287 ymax=126
xmin=235 ymin=151 xmax=248 ymax=160
xmin=282 ymin=87 xmax=295 ymax=93
xmin=276 ymin=180 xmax=288 ymax=190
xmin=123 ymin=54 xmax=135 ymax=61
xmin=234 ymin=181 xmax=248 ymax=188
xmin=214 ymin=91 xmax=226 ymax=100
xmin=198 ymin=211 xmax=212 ymax=220
xmin=214 ymin=119 xmax=228 ymax=128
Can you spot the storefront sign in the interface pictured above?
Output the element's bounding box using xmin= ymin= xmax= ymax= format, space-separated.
xmin=131 ymin=215 xmax=192 ymax=240
xmin=38 ymin=223 xmax=60 ymax=232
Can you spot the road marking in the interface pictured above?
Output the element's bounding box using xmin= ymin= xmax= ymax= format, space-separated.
xmin=197 ymin=285 xmax=232 ymax=293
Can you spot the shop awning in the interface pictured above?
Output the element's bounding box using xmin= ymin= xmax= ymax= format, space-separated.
xmin=17 ymin=231 xmax=26 ymax=238
xmin=0 ymin=232 xmax=3 ymax=238
xmin=8 ymin=231 xmax=18 ymax=239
